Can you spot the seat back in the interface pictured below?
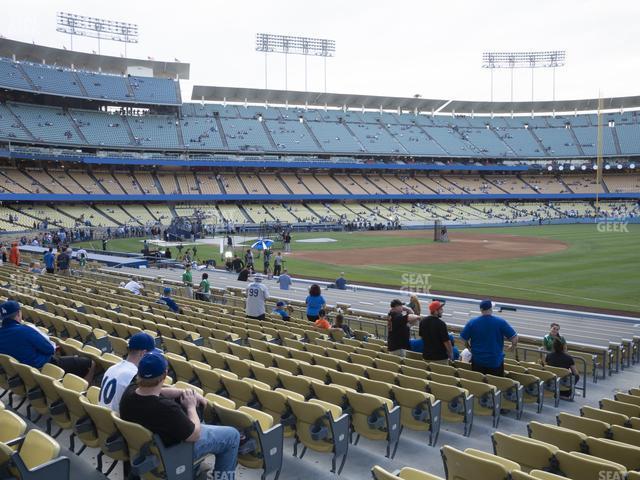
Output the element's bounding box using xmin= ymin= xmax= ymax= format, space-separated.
xmin=79 ymin=395 xmax=129 ymax=461
xmin=555 ymin=450 xmax=626 ymax=480
xmin=11 ymin=362 xmax=40 ymax=392
xmin=329 ymin=370 xmax=361 ymax=391
xmin=492 ymin=432 xmax=557 ymax=473
xmin=222 ymin=377 xmax=257 ymax=407
xmin=556 ymin=412 xmax=609 ymax=438
xmin=360 ymin=378 xmax=393 ymax=399
xmin=226 ymin=357 xmax=253 ymax=379
xmin=112 ymin=414 xmax=165 ymax=479
xmin=253 ymin=387 xmax=295 ymax=435
xmin=20 ymin=429 xmax=61 ymax=471
xmin=511 ymin=471 xmax=564 ymax=480
xmin=584 ymin=436 xmax=640 ymax=470
xmin=614 ymin=393 xmax=640 ymax=407
xmin=441 ymin=445 xmax=511 ymax=480
xmin=601 ymin=399 xmax=640 ymax=418
xmin=251 ymin=365 xmax=281 ymax=389
xmin=581 ymin=406 xmax=628 ymax=426
xmin=610 ymin=424 xmax=640 ymax=448
xmin=213 ymin=403 xmax=276 ymax=470
xmin=528 ymin=422 xmax=586 ymax=452
xmin=288 ymin=398 xmax=337 ymax=453
xmin=345 ymin=391 xmax=395 ymax=442
xmin=0 ymin=409 xmax=27 ymax=443
xmin=193 ymin=365 xmax=224 ymax=394
xmin=279 ymin=374 xmax=316 ymax=399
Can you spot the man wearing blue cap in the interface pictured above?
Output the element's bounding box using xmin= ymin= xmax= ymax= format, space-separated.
xmin=158 ymin=287 xmax=181 ymax=314
xmin=120 ymin=352 xmax=240 ymax=479
xmin=99 ymin=332 xmax=160 ymax=413
xmin=272 ymin=301 xmax=290 ymax=321
xmin=0 ymin=300 xmax=95 ymax=381
xmin=460 ymin=299 xmax=518 ymax=377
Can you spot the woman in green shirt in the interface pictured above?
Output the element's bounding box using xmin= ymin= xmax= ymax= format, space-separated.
xmin=196 ymin=273 xmax=211 ymax=301
xmin=182 ymin=264 xmax=193 ymax=298
xmin=543 ymin=323 xmax=566 ymax=351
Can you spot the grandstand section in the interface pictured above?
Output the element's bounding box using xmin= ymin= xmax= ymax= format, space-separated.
xmin=1 ymin=60 xmax=181 ymax=104
xmin=2 ymin=96 xmax=640 ymax=157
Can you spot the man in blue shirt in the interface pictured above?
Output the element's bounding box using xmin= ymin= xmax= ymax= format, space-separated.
xmin=43 ymin=247 xmax=55 ymax=274
xmin=272 ymin=301 xmax=290 ymax=321
xmin=335 ymin=273 xmax=347 ymax=290
xmin=277 ymin=269 xmax=292 ymax=290
xmin=158 ymin=287 xmax=181 ymax=314
xmin=459 ymin=299 xmax=518 ymax=377
xmin=0 ymin=300 xmax=95 ymax=381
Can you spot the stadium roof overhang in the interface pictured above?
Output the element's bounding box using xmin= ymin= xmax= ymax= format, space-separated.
xmin=192 ymin=85 xmax=640 ymax=115
xmin=191 ymin=86 xmax=446 ymax=111
xmin=442 ymin=96 xmax=640 ymax=114
xmin=0 ymin=38 xmax=190 ymax=79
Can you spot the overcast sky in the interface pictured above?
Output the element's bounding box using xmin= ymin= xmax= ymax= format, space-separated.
xmin=1 ymin=0 xmax=638 ymax=103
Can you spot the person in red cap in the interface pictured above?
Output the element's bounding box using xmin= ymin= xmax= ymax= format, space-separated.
xmin=419 ymin=300 xmax=454 ymax=363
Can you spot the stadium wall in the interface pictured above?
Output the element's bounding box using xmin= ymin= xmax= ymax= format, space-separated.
xmin=1 ymin=193 xmax=638 ymax=202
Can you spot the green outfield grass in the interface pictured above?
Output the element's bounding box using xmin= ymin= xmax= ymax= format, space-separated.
xmin=74 ymin=224 xmax=640 ymax=313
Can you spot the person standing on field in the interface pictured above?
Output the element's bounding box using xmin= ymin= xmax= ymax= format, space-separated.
xmin=283 ymin=232 xmax=292 ymax=252
xmin=273 ymin=252 xmax=283 ymax=276
xmin=460 ymin=299 xmax=518 ymax=376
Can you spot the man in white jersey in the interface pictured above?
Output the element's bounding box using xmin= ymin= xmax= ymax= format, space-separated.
xmin=123 ymin=278 xmax=144 ymax=295
xmin=99 ymin=332 xmax=158 ymax=413
xmin=245 ymin=274 xmax=269 ymax=320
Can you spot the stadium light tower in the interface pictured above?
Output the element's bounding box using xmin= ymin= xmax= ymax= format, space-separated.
xmin=256 ymin=33 xmax=336 ymax=92
xmin=482 ymin=50 xmax=566 ymax=102
xmin=56 ymin=12 xmax=139 ymax=57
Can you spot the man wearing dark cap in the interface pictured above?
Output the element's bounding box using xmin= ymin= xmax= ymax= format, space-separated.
xmin=387 ymin=299 xmax=417 ymax=357
xmin=460 ymin=299 xmax=518 ymax=376
xmin=99 ymin=332 xmax=159 ymax=413
xmin=120 ymin=352 xmax=240 ymax=479
xmin=0 ymin=300 xmax=95 ymax=382
xmin=419 ymin=300 xmax=454 ymax=363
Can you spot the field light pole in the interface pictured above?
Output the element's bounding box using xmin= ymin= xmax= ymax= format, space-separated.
xmin=56 ymin=12 xmax=138 ymax=57
xmin=256 ymin=33 xmax=336 ymax=92
xmin=482 ymin=50 xmax=566 ymax=102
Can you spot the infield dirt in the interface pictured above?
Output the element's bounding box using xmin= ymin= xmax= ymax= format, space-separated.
xmin=290 ymin=231 xmax=568 ymax=265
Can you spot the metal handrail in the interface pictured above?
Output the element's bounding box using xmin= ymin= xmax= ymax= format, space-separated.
xmin=516 ymin=345 xmax=588 ymax=398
